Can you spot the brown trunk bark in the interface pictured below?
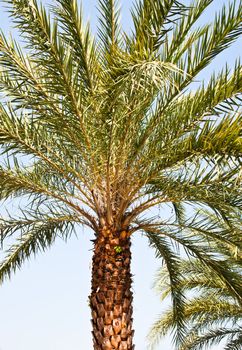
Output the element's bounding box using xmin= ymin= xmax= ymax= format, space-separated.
xmin=90 ymin=228 xmax=134 ymax=350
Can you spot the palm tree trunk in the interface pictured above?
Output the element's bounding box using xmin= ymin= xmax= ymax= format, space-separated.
xmin=90 ymin=228 xmax=134 ymax=350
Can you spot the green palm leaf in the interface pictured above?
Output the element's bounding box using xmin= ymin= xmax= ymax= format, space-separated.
xmin=149 ymin=259 xmax=242 ymax=350
xmin=0 ymin=216 xmax=76 ymax=284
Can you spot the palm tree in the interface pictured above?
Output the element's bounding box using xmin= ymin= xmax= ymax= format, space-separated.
xmin=149 ymin=258 xmax=242 ymax=350
xmin=0 ymin=0 xmax=241 ymax=349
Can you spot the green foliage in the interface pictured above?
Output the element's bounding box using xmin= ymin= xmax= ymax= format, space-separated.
xmin=130 ymin=0 xmax=187 ymax=57
xmin=0 ymin=214 xmax=77 ymax=284
xmin=147 ymin=232 xmax=187 ymax=344
xmin=0 ymin=2 xmax=241 ymax=342
xmin=148 ymin=259 xmax=242 ymax=350
xmin=98 ymin=0 xmax=121 ymax=53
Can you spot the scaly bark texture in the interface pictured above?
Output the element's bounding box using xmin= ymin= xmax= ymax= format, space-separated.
xmin=90 ymin=227 xmax=134 ymax=350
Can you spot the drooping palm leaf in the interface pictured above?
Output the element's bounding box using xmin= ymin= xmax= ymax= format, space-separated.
xmin=148 ymin=259 xmax=242 ymax=350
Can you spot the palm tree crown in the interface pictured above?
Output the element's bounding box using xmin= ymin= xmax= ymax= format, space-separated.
xmin=0 ymin=0 xmax=241 ymax=349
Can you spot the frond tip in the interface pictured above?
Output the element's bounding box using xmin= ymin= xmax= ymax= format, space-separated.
xmin=98 ymin=0 xmax=121 ymax=52
xmin=0 ymin=218 xmax=75 ymax=284
xmin=146 ymin=231 xmax=187 ymax=347
xmin=148 ymin=258 xmax=242 ymax=350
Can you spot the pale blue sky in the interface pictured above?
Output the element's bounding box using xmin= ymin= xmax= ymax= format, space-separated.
xmin=0 ymin=1 xmax=241 ymax=350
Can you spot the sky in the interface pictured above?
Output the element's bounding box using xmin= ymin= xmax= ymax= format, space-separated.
xmin=0 ymin=1 xmax=241 ymax=350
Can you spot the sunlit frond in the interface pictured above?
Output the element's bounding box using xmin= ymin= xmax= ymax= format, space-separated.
xmin=130 ymin=0 xmax=187 ymax=57
xmin=97 ymin=0 xmax=121 ymax=53
xmin=0 ymin=217 xmax=76 ymax=284
xmin=53 ymin=0 xmax=100 ymax=91
xmin=148 ymin=258 xmax=242 ymax=350
xmin=147 ymin=232 xmax=186 ymax=345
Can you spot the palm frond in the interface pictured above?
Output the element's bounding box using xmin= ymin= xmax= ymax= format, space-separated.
xmin=53 ymin=0 xmax=100 ymax=91
xmin=146 ymin=231 xmax=186 ymax=346
xmin=3 ymin=0 xmax=93 ymax=130
xmin=0 ymin=159 xmax=98 ymax=228
xmin=225 ymin=335 xmax=242 ymax=350
xmin=176 ymin=0 xmax=242 ymax=85
xmin=0 ymin=31 xmax=62 ymax=112
xmin=0 ymin=104 xmax=97 ymax=202
xmin=164 ymin=0 xmax=213 ymax=62
xmin=0 ymin=212 xmax=80 ymax=243
xmin=181 ymin=328 xmax=242 ymax=350
xmin=154 ymin=259 xmax=240 ymax=300
xmin=130 ymin=0 xmax=187 ymax=57
xmin=149 ymin=168 xmax=242 ymax=214
xmin=149 ymin=257 xmax=242 ymax=350
xmin=0 ymin=217 xmax=75 ymax=284
xmin=154 ymin=60 xmax=242 ymax=143
xmin=145 ymin=223 xmax=242 ymax=302
xmin=97 ymin=0 xmax=121 ymax=53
